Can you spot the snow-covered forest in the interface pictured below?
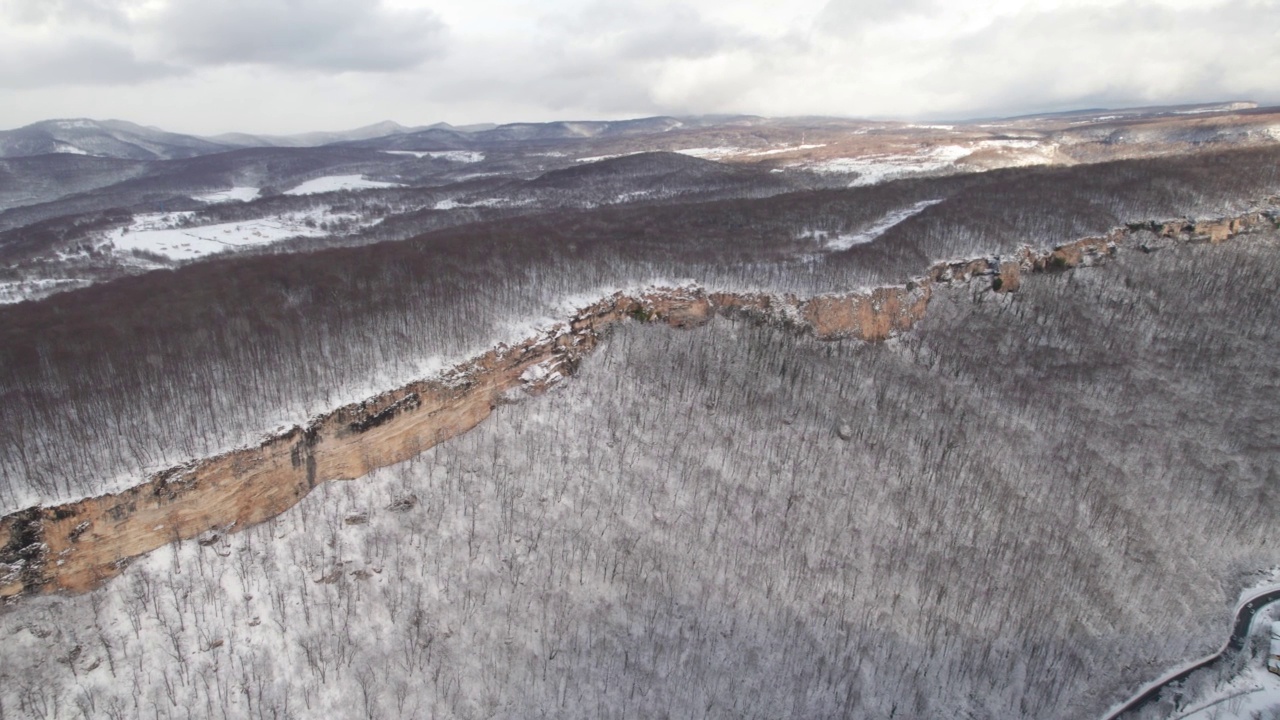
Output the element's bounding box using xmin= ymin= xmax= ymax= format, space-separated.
xmin=1 ymin=148 xmax=1278 ymax=512
xmin=2 ymin=218 xmax=1280 ymax=718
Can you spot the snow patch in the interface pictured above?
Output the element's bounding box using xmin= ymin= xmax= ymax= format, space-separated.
xmin=52 ymin=144 xmax=90 ymax=156
xmin=1174 ymin=103 xmax=1255 ymax=115
xmin=520 ymin=359 xmax=563 ymax=386
xmin=0 ymin=278 xmax=92 ymax=305
xmin=674 ymin=147 xmax=745 ymax=159
xmin=745 ymin=144 xmax=828 ymax=157
xmin=385 ymin=150 xmax=485 ymax=162
xmin=103 ymin=208 xmax=369 ymax=260
xmin=283 ymin=175 xmax=403 ymax=195
xmin=574 ymin=152 xmax=643 ymax=163
xmin=970 ymin=139 xmax=1059 ymax=167
xmin=976 ymin=139 xmax=1043 ymax=150
xmin=193 ymin=187 xmax=261 ymax=204
xmin=798 ymin=199 xmax=943 ymax=251
xmin=804 ymin=145 xmax=973 ymax=186
xmin=433 ymin=197 xmax=534 ymax=211
xmin=612 ymin=190 xmax=653 ymax=204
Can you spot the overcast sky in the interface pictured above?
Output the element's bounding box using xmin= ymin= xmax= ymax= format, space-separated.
xmin=1 ymin=0 xmax=1277 ymax=135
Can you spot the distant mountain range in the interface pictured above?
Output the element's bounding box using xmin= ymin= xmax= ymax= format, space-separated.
xmin=0 ymin=115 xmax=775 ymax=160
xmin=0 ymin=102 xmax=1263 ymax=161
xmin=205 ymin=121 xmax=504 ymax=149
xmin=0 ymin=102 xmax=1259 ymax=162
xmin=2 ymin=99 xmax=1278 ymax=308
xmin=0 ymin=119 xmax=234 ymax=161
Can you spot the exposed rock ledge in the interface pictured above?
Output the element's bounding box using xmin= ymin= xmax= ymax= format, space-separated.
xmin=2 ymin=209 xmax=1276 ymax=602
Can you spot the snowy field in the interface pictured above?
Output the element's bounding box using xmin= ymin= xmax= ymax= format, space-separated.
xmin=104 ymin=209 xmax=364 ymax=260
xmin=192 ymin=186 xmax=261 ymax=204
xmin=804 ymin=145 xmax=975 ymax=186
xmin=284 ymin=174 xmax=404 ymax=195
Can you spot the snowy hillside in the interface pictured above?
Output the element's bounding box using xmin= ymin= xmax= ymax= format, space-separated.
xmin=4 ymin=230 xmax=1280 ymax=718
xmin=0 ymin=119 xmax=234 ymax=160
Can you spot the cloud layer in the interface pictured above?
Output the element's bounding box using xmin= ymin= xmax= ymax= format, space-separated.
xmin=0 ymin=0 xmax=446 ymax=84
xmin=150 ymin=0 xmax=446 ymax=71
xmin=0 ymin=0 xmax=1277 ymax=133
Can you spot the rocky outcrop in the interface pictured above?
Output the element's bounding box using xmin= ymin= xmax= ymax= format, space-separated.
xmin=0 ymin=287 xmax=717 ymax=599
xmin=2 ymin=208 xmax=1275 ymax=602
xmin=800 ymin=284 xmax=934 ymax=341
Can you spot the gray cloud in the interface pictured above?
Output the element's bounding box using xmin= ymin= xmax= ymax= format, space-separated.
xmin=418 ymin=2 xmax=776 ymax=117
xmin=1 ymin=0 xmax=1279 ymax=134
xmin=815 ymin=0 xmax=937 ymax=32
xmin=559 ymin=3 xmax=751 ymax=61
xmin=0 ymin=36 xmax=181 ymax=89
xmin=924 ymin=0 xmax=1280 ymax=117
xmin=1 ymin=0 xmax=130 ymax=27
xmin=150 ymin=0 xmax=448 ymax=72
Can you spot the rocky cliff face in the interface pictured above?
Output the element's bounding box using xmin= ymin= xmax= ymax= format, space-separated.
xmin=2 ymin=207 xmax=1276 ymax=601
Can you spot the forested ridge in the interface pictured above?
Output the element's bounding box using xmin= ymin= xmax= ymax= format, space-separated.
xmin=1 ymin=147 xmax=1278 ymax=512
xmin=1 ymin=203 xmax=1279 ymax=718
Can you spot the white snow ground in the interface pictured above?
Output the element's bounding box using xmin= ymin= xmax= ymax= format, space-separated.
xmin=798 ymin=199 xmax=943 ymax=251
xmin=104 ymin=209 xmax=368 ymax=261
xmin=574 ymin=152 xmax=643 ymax=163
xmin=675 ymin=145 xmax=828 ymax=159
xmin=1174 ymin=599 xmax=1280 ymax=720
xmin=745 ymin=144 xmax=828 ymax=156
xmin=193 ymin=186 xmax=261 ymax=204
xmin=674 ymin=147 xmax=746 ymax=159
xmin=284 ymin=175 xmax=404 ymax=195
xmin=1176 ymin=667 xmax=1280 ymax=719
xmin=52 ymin=143 xmax=91 ymax=155
xmin=804 ymin=145 xmax=975 ymax=186
xmin=0 ymin=278 xmax=93 ymax=305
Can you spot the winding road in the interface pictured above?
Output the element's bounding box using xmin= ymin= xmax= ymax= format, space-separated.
xmin=1102 ymin=588 xmax=1280 ymax=719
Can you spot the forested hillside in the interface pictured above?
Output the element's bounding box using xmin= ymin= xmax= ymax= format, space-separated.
xmin=1 ymin=148 xmax=1277 ymax=512
xmin=2 ymin=220 xmax=1278 ymax=718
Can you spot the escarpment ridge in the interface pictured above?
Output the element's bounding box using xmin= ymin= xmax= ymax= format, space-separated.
xmin=2 ymin=208 xmax=1277 ymax=602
